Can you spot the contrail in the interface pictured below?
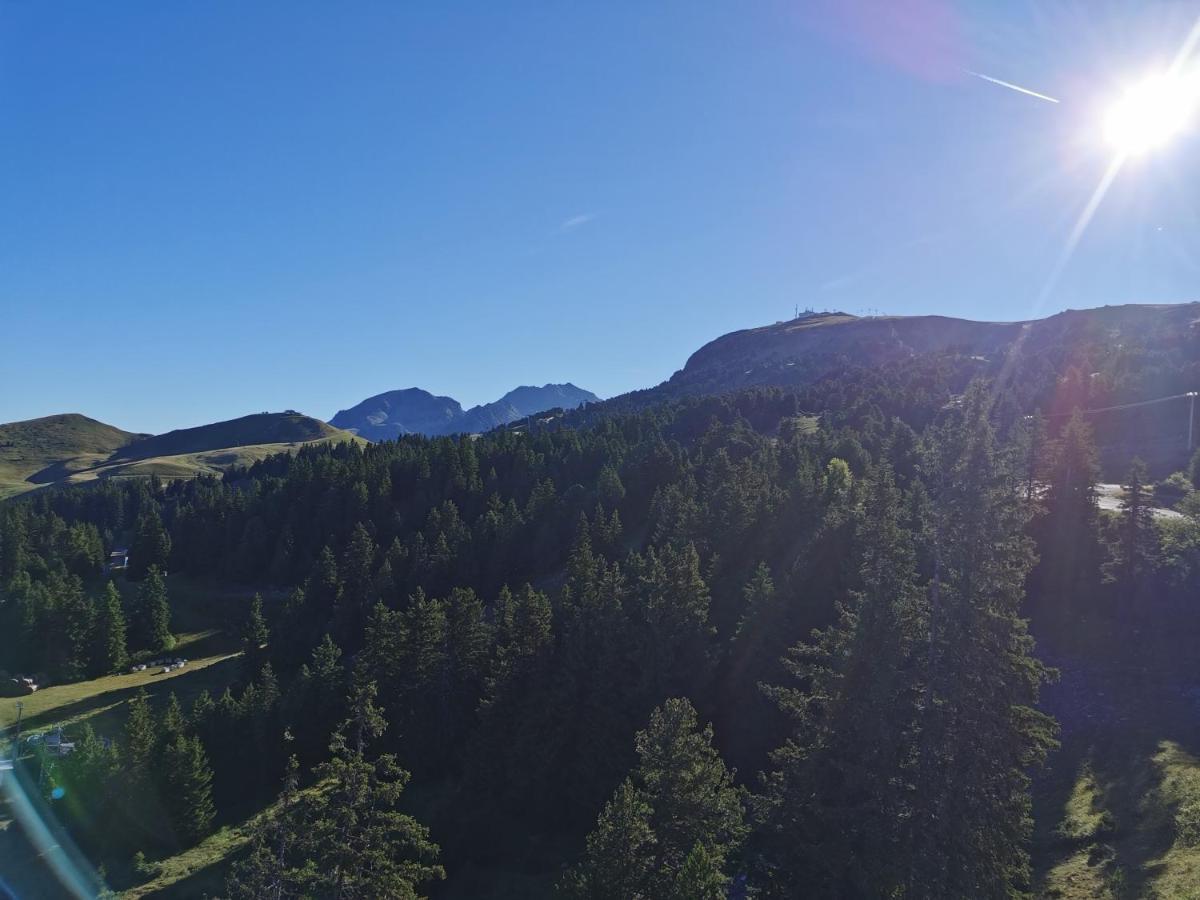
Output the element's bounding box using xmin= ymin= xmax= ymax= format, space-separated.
xmin=968 ymin=71 xmax=1059 ymax=104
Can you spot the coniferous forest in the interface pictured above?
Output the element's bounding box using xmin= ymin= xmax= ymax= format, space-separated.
xmin=4 ymin=354 xmax=1200 ymax=898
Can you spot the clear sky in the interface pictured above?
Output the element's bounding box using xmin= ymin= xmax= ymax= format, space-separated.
xmin=3 ymin=1 xmax=1198 ymax=433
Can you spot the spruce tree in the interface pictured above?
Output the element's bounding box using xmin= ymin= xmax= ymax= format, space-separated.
xmin=668 ymin=842 xmax=728 ymax=900
xmin=162 ymin=734 xmax=216 ymax=845
xmin=122 ymin=688 xmax=161 ymax=835
xmin=227 ymin=754 xmax=311 ymax=900
xmin=242 ymin=593 xmax=270 ymax=680
xmin=93 ymin=581 xmax=128 ymax=675
xmin=285 ymin=633 xmax=347 ymax=765
xmin=230 ymin=680 xmax=443 ymax=898
xmin=560 ymin=698 xmax=745 ymax=898
xmin=1104 ymin=458 xmax=1158 ymax=613
xmin=904 ymin=389 xmax=1058 ymax=897
xmin=124 ymin=688 xmax=159 ymax=778
xmin=130 ymin=507 xmax=172 ymax=580
xmin=469 ymin=584 xmax=557 ymax=814
xmin=337 ymin=523 xmax=377 ymax=641
xmin=759 ymin=464 xmax=926 ymax=897
xmin=161 ymin=692 xmax=185 ymax=739
xmin=57 ymin=579 xmax=96 ymax=682
xmin=130 ymin=565 xmax=173 ymax=652
xmin=559 ymin=780 xmax=655 ymax=899
xmin=1034 ymin=411 xmax=1102 ymax=621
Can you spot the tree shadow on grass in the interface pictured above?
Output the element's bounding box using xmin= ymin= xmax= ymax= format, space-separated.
xmin=139 ymin=841 xmax=252 ymax=900
xmin=1032 ymin=633 xmax=1200 ymax=897
xmin=19 ymin=655 xmax=241 ymax=734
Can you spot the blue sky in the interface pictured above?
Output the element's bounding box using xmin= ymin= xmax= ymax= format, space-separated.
xmin=3 ymin=1 xmax=1198 ymax=433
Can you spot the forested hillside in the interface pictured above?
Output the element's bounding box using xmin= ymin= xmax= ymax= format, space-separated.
xmin=3 ymin=348 xmax=1200 ymax=897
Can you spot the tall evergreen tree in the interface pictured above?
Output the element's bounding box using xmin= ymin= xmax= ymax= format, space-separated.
xmin=92 ymin=581 xmax=129 ymax=675
xmin=903 ymin=390 xmax=1058 ymax=897
xmin=161 ymin=733 xmax=216 ymax=846
xmin=758 ymin=464 xmax=926 ymax=897
xmin=230 ymin=680 xmax=443 ymax=899
xmin=242 ymin=593 xmax=270 ymax=680
xmin=1033 ymin=411 xmax=1102 ymax=622
xmin=337 ymin=523 xmax=377 ymax=642
xmin=129 ymin=565 xmax=173 ymax=652
xmin=227 ymin=754 xmax=312 ymax=900
xmin=124 ymin=688 xmax=159 ymax=778
xmin=285 ymin=633 xmax=347 ymax=765
xmin=1104 ymin=457 xmax=1158 ymax=613
xmin=129 ymin=506 xmax=172 ymax=580
xmin=560 ymin=697 xmax=745 ymax=898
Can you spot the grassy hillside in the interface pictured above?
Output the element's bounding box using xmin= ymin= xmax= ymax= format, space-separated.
xmin=0 ymin=414 xmax=143 ymax=498
xmin=112 ymin=411 xmax=347 ymax=461
xmin=0 ymin=412 xmax=360 ymax=498
xmin=1034 ymin=617 xmax=1200 ymax=899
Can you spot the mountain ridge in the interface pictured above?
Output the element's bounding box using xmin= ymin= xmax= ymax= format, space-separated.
xmin=628 ymin=302 xmax=1200 ymax=402
xmin=330 ymin=382 xmax=599 ymax=440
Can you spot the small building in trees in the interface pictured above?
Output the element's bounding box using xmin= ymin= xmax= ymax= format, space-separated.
xmin=106 ymin=548 xmax=130 ymax=573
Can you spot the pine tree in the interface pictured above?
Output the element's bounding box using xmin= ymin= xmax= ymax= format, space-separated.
xmin=628 ymin=542 xmax=714 ymax=704
xmin=242 ymin=593 xmax=270 ymax=680
xmin=161 ymin=734 xmax=216 ymax=845
xmin=1034 ymin=411 xmax=1102 ymax=620
xmin=1016 ymin=409 xmax=1048 ymax=503
xmin=286 ymin=634 xmax=347 ymax=764
xmin=130 ymin=506 xmax=172 ymax=580
xmin=337 ymin=523 xmax=377 ymax=641
xmin=903 ymin=390 xmax=1058 ymax=897
xmin=53 ymin=723 xmax=121 ymax=837
xmin=554 ymin=530 xmax=638 ymax=817
xmin=1104 ymin=458 xmax=1158 ymax=613
xmin=470 ymin=584 xmax=557 ymax=813
xmin=559 ymin=780 xmax=655 ymax=899
xmin=718 ymin=562 xmax=789 ymax=775
xmin=122 ymin=688 xmax=161 ymax=835
xmin=130 ymin=565 xmax=173 ymax=652
xmin=759 ymin=464 xmax=926 ymax=897
xmin=560 ymin=698 xmax=745 ymax=898
xmin=668 ymin=842 xmax=728 ymax=900
xmin=227 ymin=754 xmax=312 ymax=900
xmin=93 ymin=581 xmax=128 ymax=675
xmin=162 ymin=692 xmax=185 ymax=739
xmin=230 ymin=681 xmax=443 ymax=898
xmin=124 ymin=688 xmax=159 ymax=778
xmin=57 ymin=578 xmax=96 ymax=682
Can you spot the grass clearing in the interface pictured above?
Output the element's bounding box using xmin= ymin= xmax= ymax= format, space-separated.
xmin=120 ymin=819 xmax=256 ymax=899
xmin=1034 ymin=615 xmax=1200 ymax=899
xmin=1 ymin=576 xmax=253 ymax=735
xmin=0 ymin=575 xmax=256 ymax=897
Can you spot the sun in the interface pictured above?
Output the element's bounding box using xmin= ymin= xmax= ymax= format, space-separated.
xmin=1103 ymin=72 xmax=1200 ymax=155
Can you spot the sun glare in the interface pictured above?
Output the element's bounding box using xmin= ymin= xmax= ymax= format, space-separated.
xmin=1103 ymin=72 xmax=1200 ymax=155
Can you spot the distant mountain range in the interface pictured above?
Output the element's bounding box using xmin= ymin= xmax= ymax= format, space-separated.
xmin=5 ymin=302 xmax=1199 ymax=499
xmin=330 ymin=383 xmax=599 ymax=441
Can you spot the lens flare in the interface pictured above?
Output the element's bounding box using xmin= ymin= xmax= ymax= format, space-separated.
xmin=1103 ymin=72 xmax=1199 ymax=155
